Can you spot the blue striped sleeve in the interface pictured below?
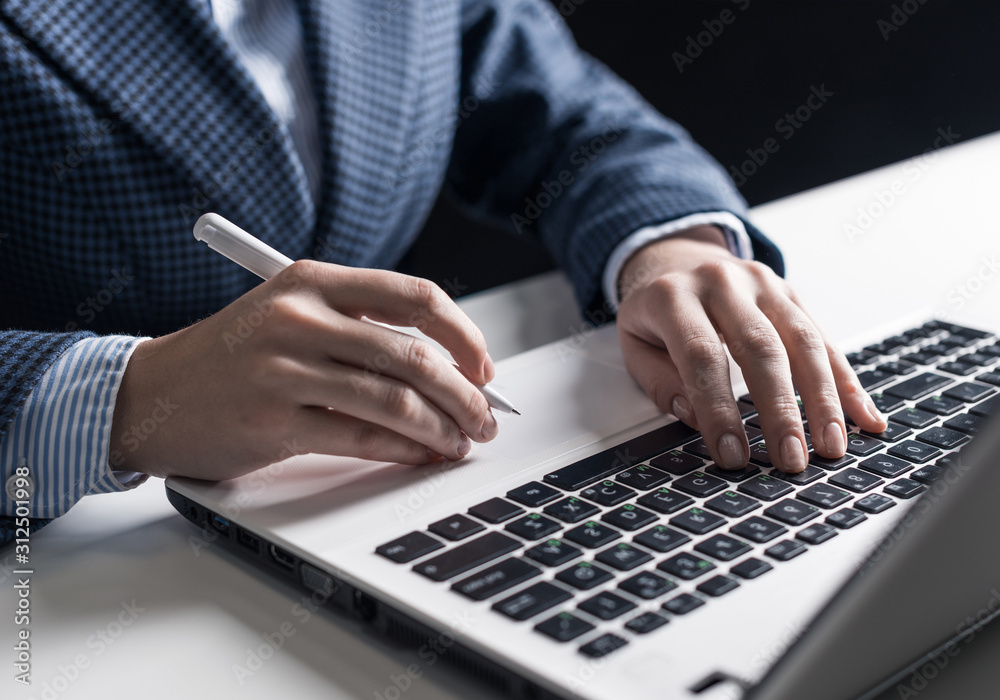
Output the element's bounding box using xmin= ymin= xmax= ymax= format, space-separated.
xmin=0 ymin=336 xmax=149 ymax=519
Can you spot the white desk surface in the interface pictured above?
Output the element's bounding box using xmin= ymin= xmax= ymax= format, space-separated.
xmin=5 ymin=132 xmax=1000 ymax=700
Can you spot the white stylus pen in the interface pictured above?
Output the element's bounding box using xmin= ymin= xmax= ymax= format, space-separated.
xmin=193 ymin=213 xmax=520 ymax=415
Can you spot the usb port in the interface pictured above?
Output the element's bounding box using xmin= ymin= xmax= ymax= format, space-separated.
xmin=210 ymin=514 xmax=230 ymax=535
xmin=270 ymin=544 xmax=296 ymax=571
xmin=237 ymin=528 xmax=261 ymax=553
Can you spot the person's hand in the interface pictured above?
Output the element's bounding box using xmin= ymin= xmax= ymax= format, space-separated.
xmin=616 ymin=226 xmax=888 ymax=473
xmin=110 ymin=260 xmax=498 ymax=480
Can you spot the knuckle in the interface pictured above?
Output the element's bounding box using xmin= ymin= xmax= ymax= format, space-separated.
xmin=786 ymin=321 xmax=825 ymax=354
xmin=736 ymin=325 xmax=786 ymax=364
xmin=696 ymin=258 xmax=740 ymax=285
xmin=382 ymin=383 xmax=421 ymax=421
xmin=353 ymin=422 xmax=384 ymax=460
xmin=402 ymin=338 xmax=437 ymax=379
xmin=408 ymin=276 xmax=448 ymax=314
xmin=680 ymin=333 xmax=726 ymax=369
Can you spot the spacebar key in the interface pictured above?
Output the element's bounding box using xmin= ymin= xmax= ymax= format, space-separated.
xmin=544 ymin=421 xmax=698 ymax=491
xmin=413 ymin=532 xmax=521 ymax=581
xmin=884 ymin=373 xmax=953 ymax=401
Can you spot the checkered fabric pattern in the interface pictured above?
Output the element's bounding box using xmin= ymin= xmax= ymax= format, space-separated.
xmin=0 ymin=0 xmax=782 ymax=533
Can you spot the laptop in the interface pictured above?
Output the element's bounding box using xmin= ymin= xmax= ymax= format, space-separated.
xmin=165 ymin=314 xmax=1000 ymax=700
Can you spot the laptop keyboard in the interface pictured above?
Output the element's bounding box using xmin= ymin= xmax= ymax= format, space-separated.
xmin=375 ymin=321 xmax=998 ymax=659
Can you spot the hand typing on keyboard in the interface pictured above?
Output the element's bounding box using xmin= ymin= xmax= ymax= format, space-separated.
xmin=615 ymin=226 xmax=888 ymax=473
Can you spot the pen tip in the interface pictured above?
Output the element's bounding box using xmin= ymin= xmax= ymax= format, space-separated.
xmin=511 ymin=409 xmax=521 ymax=416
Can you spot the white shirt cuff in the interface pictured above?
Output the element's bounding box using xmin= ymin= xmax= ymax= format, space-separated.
xmin=602 ymin=211 xmax=754 ymax=312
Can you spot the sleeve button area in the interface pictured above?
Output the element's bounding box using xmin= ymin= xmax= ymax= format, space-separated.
xmin=6 ymin=472 xmax=34 ymax=501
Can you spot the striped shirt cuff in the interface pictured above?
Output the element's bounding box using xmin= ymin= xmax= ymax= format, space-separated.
xmin=1 ymin=336 xmax=149 ymax=519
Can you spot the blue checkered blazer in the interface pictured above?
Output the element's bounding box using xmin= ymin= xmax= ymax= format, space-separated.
xmin=0 ymin=0 xmax=782 ymax=525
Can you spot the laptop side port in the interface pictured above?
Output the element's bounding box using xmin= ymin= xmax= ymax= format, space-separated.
xmin=236 ymin=527 xmax=261 ymax=554
xmin=210 ymin=513 xmax=231 ymax=536
xmin=269 ymin=544 xmax=297 ymax=572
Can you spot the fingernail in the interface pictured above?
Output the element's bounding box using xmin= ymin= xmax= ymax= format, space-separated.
xmin=866 ymin=398 xmax=886 ymax=426
xmin=780 ymin=434 xmax=806 ymax=472
xmin=717 ymin=432 xmax=745 ymax=469
xmin=672 ymin=395 xmax=692 ymax=422
xmin=481 ymin=412 xmax=498 ymax=440
xmin=457 ymin=433 xmax=472 ymax=457
xmin=824 ymin=422 xmax=846 ymax=456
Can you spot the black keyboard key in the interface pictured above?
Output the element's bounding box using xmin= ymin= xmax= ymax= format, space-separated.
xmin=737 ymin=400 xmax=757 ymax=418
xmin=673 ymin=471 xmax=728 ymax=497
xmin=915 ymin=395 xmax=964 ymax=416
xmin=957 ymin=352 xmax=997 ymax=367
xmin=428 ymin=514 xmax=485 ymax=541
xmin=637 ymin=487 xmax=694 ymax=514
xmin=887 ymin=440 xmax=941 ymax=464
xmin=651 ymin=450 xmax=704 ymax=475
xmin=731 ymin=557 xmax=773 ymax=580
xmin=705 ymin=490 xmax=761 ymax=517
xmin=938 ymin=361 xmax=977 ymax=376
xmin=505 ymin=513 xmax=563 ymax=541
xmin=889 ymin=408 xmax=938 ymax=429
xmin=580 ymin=480 xmax=637 ymax=507
xmin=602 ymin=504 xmax=658 ymax=531
xmin=578 ymin=591 xmax=636 ymax=620
xmin=493 ymin=581 xmax=572 ymax=621
xmin=596 ymin=542 xmax=653 ymax=571
xmin=847 ymin=350 xmax=880 ymax=367
xmin=534 ymin=612 xmax=594 ymax=642
xmin=920 ymin=343 xmax=952 ymax=357
xmin=871 ymin=392 xmax=906 ymax=413
xmin=878 ymin=361 xmax=917 ymax=376
xmin=884 ymin=373 xmax=953 ymax=401
xmin=731 ymin=516 xmax=787 ymax=543
xmin=670 ymin=507 xmax=726 ymax=535
xmin=809 ymin=452 xmax=856 ymax=471
xmin=376 ymin=531 xmax=444 ymax=563
xmin=615 ymin=464 xmax=671 ymax=490
xmin=911 ymin=464 xmax=946 ymax=484
xmin=625 ymin=612 xmax=670 ymax=634
xmin=765 ymin=539 xmax=808 ymax=561
xmin=619 ymin=571 xmax=677 ymax=599
xmin=826 ymin=507 xmax=867 ymax=529
xmin=944 ymin=412 xmax=985 ymax=435
xmin=452 ymin=557 xmax=541 ymax=600
xmin=764 ymin=499 xmax=820 ymax=525
xmin=970 ymin=395 xmax=1000 ymax=417
xmin=738 ymin=474 xmax=795 ymax=500
xmin=977 ymin=371 xmax=1000 ymax=387
xmin=414 ymin=532 xmax=522 ymax=581
xmin=748 ymin=442 xmax=774 ymax=467
xmin=695 ymin=534 xmax=752 ymax=561
xmin=855 ymin=493 xmax=896 ymax=514
xmin=579 ymin=634 xmax=628 ymax=658
xmin=468 ymin=498 xmax=524 ymax=524
xmin=797 ymin=483 xmax=852 ymax=509
xmin=900 ymin=351 xmax=936 ymax=365
xmin=916 ymin=426 xmax=969 ymax=450
xmin=633 ymin=525 xmax=691 ymax=553
xmin=658 ymin=552 xmax=716 ymax=580
xmin=940 ymin=335 xmax=980 ymax=349
xmin=773 ymin=464 xmax=826 ymax=485
xmin=556 ymin=561 xmax=614 ymax=590
xmin=662 ymin=593 xmax=704 ymax=615
xmin=944 ymin=382 xmax=995 ymax=403
xmin=861 ymin=422 xmax=912 ymax=443
xmin=885 ymin=478 xmax=926 ymax=499
xmin=796 ymin=522 xmax=838 ymax=545
xmin=682 ymin=438 xmax=714 ymax=460
xmin=507 ymin=481 xmax=560 ymax=507
xmin=544 ymin=497 xmax=600 ymax=524
xmin=704 ymin=463 xmax=761 ymax=483
xmin=857 ymin=369 xmax=893 ymax=390
xmin=543 ymin=421 xmax=698 ymax=491
xmin=846 ymin=433 xmax=884 ymax=456
xmin=744 ymin=425 xmax=765 ymax=444
xmin=564 ymin=520 xmax=621 ymax=549
xmin=697 ymin=575 xmax=741 ymax=597
xmin=859 ymin=454 xmax=913 ymax=478
xmin=945 ymin=324 xmax=992 ymax=340
xmin=525 ymin=539 xmax=582 ymax=567
xmin=830 ymin=468 xmax=884 ymax=493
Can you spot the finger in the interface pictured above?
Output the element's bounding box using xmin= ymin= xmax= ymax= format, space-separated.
xmin=297 ymin=262 xmax=494 ymax=384
xmin=293 ymin=359 xmax=475 ymax=460
xmin=618 ymin=330 xmax=700 ymax=430
xmin=304 ymin=312 xmax=496 ymax=442
xmin=633 ymin=281 xmax=749 ymax=470
xmin=700 ymin=276 xmax=807 ymax=473
xmin=292 ymin=406 xmax=448 ymax=465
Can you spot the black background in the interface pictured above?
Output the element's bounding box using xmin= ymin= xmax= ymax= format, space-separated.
xmin=398 ymin=0 xmax=1000 ymax=300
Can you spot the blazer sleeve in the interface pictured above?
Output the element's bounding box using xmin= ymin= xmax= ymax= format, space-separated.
xmin=449 ymin=0 xmax=784 ymax=315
